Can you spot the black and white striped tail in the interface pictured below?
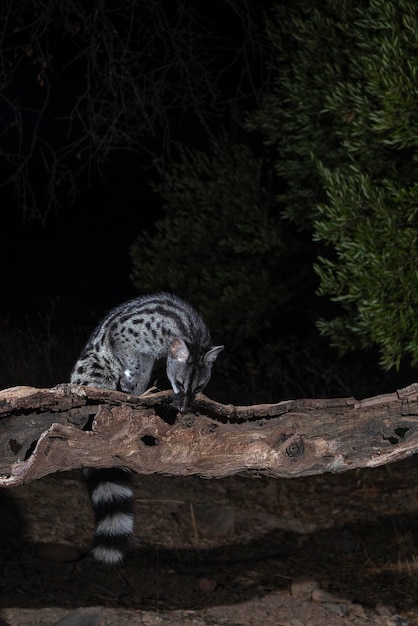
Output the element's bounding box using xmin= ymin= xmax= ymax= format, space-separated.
xmin=84 ymin=468 xmax=134 ymax=565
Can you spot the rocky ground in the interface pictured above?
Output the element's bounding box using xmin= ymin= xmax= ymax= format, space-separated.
xmin=2 ymin=454 xmax=418 ymax=625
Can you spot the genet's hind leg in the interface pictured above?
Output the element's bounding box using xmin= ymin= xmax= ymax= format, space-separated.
xmin=115 ymin=349 xmax=154 ymax=396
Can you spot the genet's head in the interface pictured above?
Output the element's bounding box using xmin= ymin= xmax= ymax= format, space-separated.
xmin=166 ymin=338 xmax=224 ymax=413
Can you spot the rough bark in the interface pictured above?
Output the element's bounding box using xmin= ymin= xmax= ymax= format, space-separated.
xmin=0 ymin=382 xmax=417 ymax=487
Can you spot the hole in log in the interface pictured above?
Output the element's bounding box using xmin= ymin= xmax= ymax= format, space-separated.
xmin=9 ymin=439 xmax=22 ymax=455
xmin=383 ymin=427 xmax=410 ymax=445
xmin=394 ymin=427 xmax=409 ymax=439
xmin=141 ymin=435 xmax=158 ymax=446
xmin=82 ymin=415 xmax=96 ymax=431
xmin=383 ymin=426 xmax=409 ymax=446
xmin=24 ymin=440 xmax=37 ymax=460
xmin=286 ymin=437 xmax=304 ymax=458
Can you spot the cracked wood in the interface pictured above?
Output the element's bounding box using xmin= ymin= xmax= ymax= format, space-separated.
xmin=0 ymin=383 xmax=417 ymax=487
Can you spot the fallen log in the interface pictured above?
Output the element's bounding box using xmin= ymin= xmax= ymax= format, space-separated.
xmin=0 ymin=382 xmax=417 ymax=487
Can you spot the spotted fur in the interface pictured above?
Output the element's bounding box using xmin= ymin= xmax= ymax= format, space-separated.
xmin=71 ymin=292 xmax=223 ymax=564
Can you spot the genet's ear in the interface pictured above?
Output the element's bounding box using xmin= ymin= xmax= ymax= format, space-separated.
xmin=204 ymin=345 xmax=224 ymax=366
xmin=170 ymin=338 xmax=190 ymax=363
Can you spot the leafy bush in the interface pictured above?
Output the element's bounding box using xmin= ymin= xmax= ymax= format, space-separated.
xmin=250 ymin=0 xmax=418 ymax=370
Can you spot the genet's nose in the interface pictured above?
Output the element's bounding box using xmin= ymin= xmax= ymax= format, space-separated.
xmin=174 ymin=392 xmax=194 ymax=414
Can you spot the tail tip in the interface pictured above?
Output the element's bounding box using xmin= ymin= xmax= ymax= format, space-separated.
xmin=91 ymin=545 xmax=125 ymax=566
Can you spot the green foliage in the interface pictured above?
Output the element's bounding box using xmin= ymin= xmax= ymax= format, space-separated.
xmin=247 ymin=0 xmax=359 ymax=227
xmin=314 ymin=0 xmax=418 ymax=369
xmin=315 ymin=171 xmax=418 ymax=369
xmin=249 ymin=0 xmax=418 ymax=370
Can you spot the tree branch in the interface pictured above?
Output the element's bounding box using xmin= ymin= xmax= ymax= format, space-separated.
xmin=1 ymin=383 xmax=417 ymax=487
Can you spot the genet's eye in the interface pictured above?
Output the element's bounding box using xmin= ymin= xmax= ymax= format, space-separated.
xmin=194 ymin=385 xmax=203 ymax=394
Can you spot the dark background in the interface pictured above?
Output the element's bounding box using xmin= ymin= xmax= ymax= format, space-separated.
xmin=0 ymin=0 xmax=416 ymax=399
xmin=1 ymin=158 xmax=152 ymax=317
